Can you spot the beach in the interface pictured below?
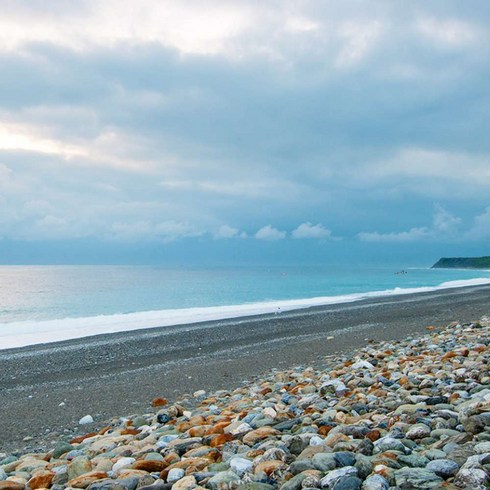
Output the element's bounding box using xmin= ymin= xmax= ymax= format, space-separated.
xmin=1 ymin=283 xmax=489 ymax=456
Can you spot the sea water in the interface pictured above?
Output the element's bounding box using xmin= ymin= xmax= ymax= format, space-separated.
xmin=0 ymin=264 xmax=489 ymax=349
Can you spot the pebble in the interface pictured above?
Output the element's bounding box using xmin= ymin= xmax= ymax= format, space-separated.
xmin=0 ymin=318 xmax=488 ymax=490
xmin=78 ymin=414 xmax=95 ymax=425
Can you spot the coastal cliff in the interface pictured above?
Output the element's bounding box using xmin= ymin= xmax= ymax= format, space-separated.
xmin=432 ymin=256 xmax=490 ymax=269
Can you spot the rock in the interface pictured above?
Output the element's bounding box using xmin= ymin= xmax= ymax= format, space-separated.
xmin=88 ymin=478 xmax=138 ymax=490
xmin=361 ymin=474 xmax=389 ymax=490
xmin=312 ymin=453 xmax=337 ymax=472
xmin=52 ymin=442 xmax=75 ymax=459
xmin=397 ymin=454 xmax=429 ymax=468
xmin=355 ymin=439 xmax=373 ymax=456
xmin=462 ymin=415 xmax=488 ymax=435
xmin=406 ymin=424 xmax=431 ymax=440
xmin=279 ymin=473 xmax=308 ymax=490
xmin=229 ymin=457 xmax=253 ymax=476
xmin=331 ymin=476 xmax=362 ymax=490
xmin=239 ymin=484 xmax=275 ymax=490
xmin=334 ymin=452 xmax=356 ymax=468
xmin=167 ymin=469 xmax=185 ymax=484
xmin=425 ymin=459 xmax=459 ymax=478
xmin=68 ymin=456 xmax=93 ymax=480
xmin=207 ymin=471 xmax=240 ymax=490
xmin=319 ymin=467 xmax=358 ymax=488
xmin=474 ymin=441 xmax=490 ymax=453
xmin=79 ymin=415 xmax=95 ymax=425
xmin=243 ymin=427 xmax=279 ymax=446
xmin=112 ymin=458 xmax=136 ymax=474
xmin=373 ymin=437 xmax=409 ymax=454
xmin=453 ymin=468 xmax=488 ymax=488
xmin=68 ymin=471 xmax=109 ymax=488
xmin=171 ymin=475 xmax=197 ymax=490
xmin=394 ymin=468 xmax=443 ymax=489
xmin=0 ymin=483 xmax=25 ymax=490
xmin=152 ymin=398 xmax=168 ymax=407
xmin=27 ymin=470 xmax=55 ymax=489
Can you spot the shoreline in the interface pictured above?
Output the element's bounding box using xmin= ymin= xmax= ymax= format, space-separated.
xmin=1 ymin=283 xmax=489 ymax=454
xmin=2 ymin=276 xmax=490 ymax=351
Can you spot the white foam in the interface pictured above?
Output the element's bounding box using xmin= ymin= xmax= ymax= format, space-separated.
xmin=1 ymin=277 xmax=489 ymax=350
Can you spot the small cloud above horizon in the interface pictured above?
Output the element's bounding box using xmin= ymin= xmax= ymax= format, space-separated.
xmin=255 ymin=225 xmax=287 ymax=241
xmin=292 ymin=222 xmax=333 ymax=239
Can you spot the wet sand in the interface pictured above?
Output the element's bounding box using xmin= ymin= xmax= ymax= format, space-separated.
xmin=1 ymin=284 xmax=489 ymax=453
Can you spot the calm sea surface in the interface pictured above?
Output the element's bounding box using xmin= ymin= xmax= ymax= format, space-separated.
xmin=1 ymin=264 xmax=490 ymax=323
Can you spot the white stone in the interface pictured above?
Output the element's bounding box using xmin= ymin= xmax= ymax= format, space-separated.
xmin=229 ymin=457 xmax=253 ymax=476
xmin=263 ymin=407 xmax=277 ymax=418
xmin=229 ymin=422 xmax=253 ymax=435
xmin=112 ymin=457 xmax=136 ymax=473
xmin=193 ymin=390 xmax=206 ymax=398
xmin=351 ymin=360 xmax=374 ymax=370
xmin=78 ymin=414 xmax=94 ymax=425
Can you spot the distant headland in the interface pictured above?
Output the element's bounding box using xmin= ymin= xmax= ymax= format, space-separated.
xmin=432 ymin=256 xmax=490 ymax=269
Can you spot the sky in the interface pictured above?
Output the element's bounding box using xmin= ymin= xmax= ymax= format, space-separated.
xmin=0 ymin=0 xmax=489 ymax=265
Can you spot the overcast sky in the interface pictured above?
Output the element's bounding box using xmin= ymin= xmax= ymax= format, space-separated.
xmin=0 ymin=0 xmax=489 ymax=264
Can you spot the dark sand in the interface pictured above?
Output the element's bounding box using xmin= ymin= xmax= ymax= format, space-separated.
xmin=1 ymin=284 xmax=489 ymax=453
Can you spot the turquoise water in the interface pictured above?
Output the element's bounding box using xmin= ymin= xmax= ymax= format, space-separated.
xmin=1 ymin=264 xmax=489 ymax=324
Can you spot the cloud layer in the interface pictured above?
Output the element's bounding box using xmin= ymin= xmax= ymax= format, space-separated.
xmin=1 ymin=1 xmax=489 ymax=260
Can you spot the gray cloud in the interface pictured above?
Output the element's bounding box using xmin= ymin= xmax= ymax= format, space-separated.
xmin=0 ymin=1 xmax=489 ymax=257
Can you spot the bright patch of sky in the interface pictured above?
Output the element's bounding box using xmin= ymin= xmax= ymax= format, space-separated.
xmin=0 ymin=0 xmax=489 ymax=264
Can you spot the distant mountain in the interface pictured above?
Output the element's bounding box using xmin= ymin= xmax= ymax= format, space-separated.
xmin=432 ymin=256 xmax=490 ymax=269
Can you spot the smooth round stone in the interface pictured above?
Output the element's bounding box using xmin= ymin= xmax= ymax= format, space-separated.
xmin=334 ymin=452 xmax=356 ymax=468
xmin=279 ymin=473 xmax=308 ymax=490
xmin=52 ymin=443 xmax=75 ymax=459
xmin=356 ymin=439 xmax=373 ymax=456
xmin=67 ymin=456 xmax=92 ymax=480
xmin=0 ymin=469 xmax=7 ymax=481
xmin=331 ymin=476 xmax=362 ymax=490
xmin=406 ymin=424 xmax=431 ymax=439
xmin=454 ymin=468 xmax=488 ymax=488
xmin=423 ymin=449 xmax=446 ymax=460
xmin=394 ymin=468 xmax=443 ymax=489
xmin=475 ymin=441 xmax=490 ymax=454
xmin=156 ymin=434 xmax=179 ymax=448
xmin=65 ymin=450 xmax=85 ymax=460
xmin=426 ymin=459 xmax=459 ymax=478
xmin=319 ymin=466 xmax=358 ymax=488
xmin=430 ymin=428 xmax=460 ymax=438
xmin=361 ymin=474 xmax=389 ymax=490
xmin=207 ymin=470 xmax=241 ymax=490
xmin=240 ymin=484 xmax=275 ymax=490
xmin=112 ymin=457 xmax=136 ymax=474
xmin=309 ymin=436 xmax=324 ymax=446
xmin=78 ymin=414 xmax=94 ymax=425
xmin=289 ymin=459 xmax=316 ymax=474
xmin=374 ymin=437 xmax=409 ymax=454
xmin=353 ymin=454 xmax=372 ymax=479
xmin=312 ymin=453 xmax=337 ymax=472
xmin=397 ymin=454 xmax=429 ymax=468
xmin=167 ymin=468 xmax=185 ymax=483
xmin=229 ymin=457 xmax=253 ymax=476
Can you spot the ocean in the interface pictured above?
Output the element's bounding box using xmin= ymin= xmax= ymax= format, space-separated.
xmin=1 ymin=264 xmax=489 ymax=350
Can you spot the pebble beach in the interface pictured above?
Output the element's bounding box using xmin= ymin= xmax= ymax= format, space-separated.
xmin=1 ymin=287 xmax=490 ymax=489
